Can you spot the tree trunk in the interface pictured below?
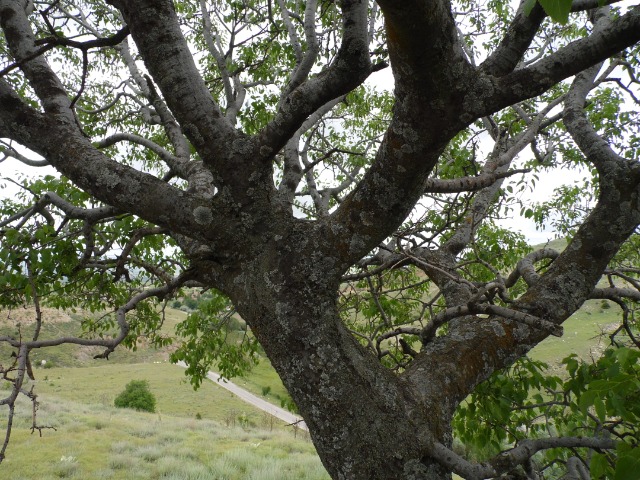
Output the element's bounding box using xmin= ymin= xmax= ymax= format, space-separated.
xmin=222 ymin=247 xmax=453 ymax=479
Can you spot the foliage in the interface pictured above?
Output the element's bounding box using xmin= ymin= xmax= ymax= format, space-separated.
xmin=454 ymin=347 xmax=640 ymax=477
xmin=114 ymin=380 xmax=157 ymax=413
xmin=170 ymin=291 xmax=259 ymax=388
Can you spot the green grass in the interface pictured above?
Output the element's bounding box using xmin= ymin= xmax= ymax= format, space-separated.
xmin=31 ymin=362 xmax=272 ymax=425
xmin=230 ymin=360 xmax=291 ymax=407
xmin=529 ymin=299 xmax=621 ymax=369
xmin=157 ymin=305 xmax=189 ymax=335
xmin=3 ymin=394 xmax=328 ymax=480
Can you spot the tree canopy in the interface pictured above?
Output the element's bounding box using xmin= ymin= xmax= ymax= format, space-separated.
xmin=1 ymin=0 xmax=639 ymax=478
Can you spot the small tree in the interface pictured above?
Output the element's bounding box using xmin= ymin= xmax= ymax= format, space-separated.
xmin=114 ymin=380 xmax=156 ymax=413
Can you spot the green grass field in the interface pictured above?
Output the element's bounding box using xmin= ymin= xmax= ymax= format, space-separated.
xmin=528 ymin=299 xmax=620 ymax=369
xmin=3 ymin=393 xmax=328 ymax=480
xmin=2 ymin=361 xmax=327 ymax=479
xmin=33 ymin=362 xmax=269 ymax=423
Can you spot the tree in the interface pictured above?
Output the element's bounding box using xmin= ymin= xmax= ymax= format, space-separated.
xmin=0 ymin=0 xmax=639 ymax=478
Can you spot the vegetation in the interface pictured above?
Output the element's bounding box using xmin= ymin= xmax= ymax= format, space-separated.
xmin=33 ymin=362 xmax=268 ymax=422
xmin=0 ymin=302 xmax=634 ymax=478
xmin=5 ymin=392 xmax=327 ymax=480
xmin=114 ymin=380 xmax=157 ymax=413
xmin=4 ymin=360 xmax=324 ymax=478
xmin=1 ymin=0 xmax=640 ymax=478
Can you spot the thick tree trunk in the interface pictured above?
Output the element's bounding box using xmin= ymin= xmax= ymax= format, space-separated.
xmin=220 ymin=243 xmax=453 ymax=479
xmin=241 ymin=292 xmax=453 ymax=479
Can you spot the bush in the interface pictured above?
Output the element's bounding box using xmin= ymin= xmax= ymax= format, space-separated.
xmin=278 ymin=395 xmax=299 ymax=414
xmin=183 ymin=297 xmax=199 ymax=310
xmin=114 ymin=380 xmax=156 ymax=413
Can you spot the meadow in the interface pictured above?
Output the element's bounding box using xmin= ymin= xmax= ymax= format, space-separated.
xmin=4 ymin=394 xmax=328 ymax=480
xmin=2 ymin=362 xmax=327 ymax=480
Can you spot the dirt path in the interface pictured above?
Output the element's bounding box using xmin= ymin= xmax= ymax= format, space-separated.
xmin=175 ymin=362 xmax=308 ymax=431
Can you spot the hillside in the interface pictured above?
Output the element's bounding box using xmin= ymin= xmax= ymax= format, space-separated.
xmin=4 ymin=387 xmax=327 ymax=480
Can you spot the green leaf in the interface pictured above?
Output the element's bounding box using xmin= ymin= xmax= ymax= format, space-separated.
xmin=591 ymin=453 xmax=610 ymax=479
xmin=594 ymin=395 xmax=606 ymax=421
xmin=523 ymin=0 xmax=538 ymax=16
xmin=614 ymin=447 xmax=640 ymax=480
xmin=537 ymin=0 xmax=572 ymax=24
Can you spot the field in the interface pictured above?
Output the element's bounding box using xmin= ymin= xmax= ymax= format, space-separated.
xmin=0 ymin=305 xmax=327 ymax=479
xmin=528 ymin=299 xmax=621 ymax=368
xmin=4 ymin=393 xmax=327 ymax=480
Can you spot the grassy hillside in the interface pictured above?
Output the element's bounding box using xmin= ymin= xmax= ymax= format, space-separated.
xmin=33 ymin=363 xmax=269 ymax=422
xmin=3 ymin=393 xmax=328 ymax=480
xmin=0 ymin=306 xmax=190 ymax=369
xmin=528 ymin=299 xmax=620 ymax=368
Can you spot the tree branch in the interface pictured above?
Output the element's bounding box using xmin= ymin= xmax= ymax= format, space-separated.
xmin=480 ymin=0 xmax=546 ymax=77
xmin=485 ymin=6 xmax=640 ymax=115
xmin=278 ymin=0 xmax=319 ymax=103
xmin=0 ymin=142 xmax=49 ymax=167
xmin=429 ymin=435 xmax=616 ymax=480
xmin=505 ymin=248 xmax=561 ymax=288
xmin=0 ymin=0 xmax=73 ymax=117
xmin=109 ymin=0 xmax=238 ymax=170
xmin=95 ymin=132 xmax=187 ymax=177
xmin=0 ymin=80 xmax=240 ymax=252
xmin=254 ymin=0 xmax=372 ymax=162
xmin=423 ymin=168 xmax=530 ymax=194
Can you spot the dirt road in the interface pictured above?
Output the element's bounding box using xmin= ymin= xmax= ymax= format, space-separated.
xmin=175 ymin=362 xmax=308 ymax=431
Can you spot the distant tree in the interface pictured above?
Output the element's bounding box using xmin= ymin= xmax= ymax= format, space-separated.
xmin=1 ymin=0 xmax=639 ymax=478
xmin=114 ymin=380 xmax=156 ymax=413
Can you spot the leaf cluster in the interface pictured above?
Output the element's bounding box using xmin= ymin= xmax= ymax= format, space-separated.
xmin=170 ymin=291 xmax=259 ymax=388
xmin=453 ymin=347 xmax=640 ymax=477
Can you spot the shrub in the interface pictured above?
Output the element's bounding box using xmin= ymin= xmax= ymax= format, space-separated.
xmin=114 ymin=380 xmax=156 ymax=413
xmin=237 ymin=412 xmax=254 ymax=428
xmin=278 ymin=395 xmax=299 ymax=414
xmin=183 ymin=297 xmax=199 ymax=310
